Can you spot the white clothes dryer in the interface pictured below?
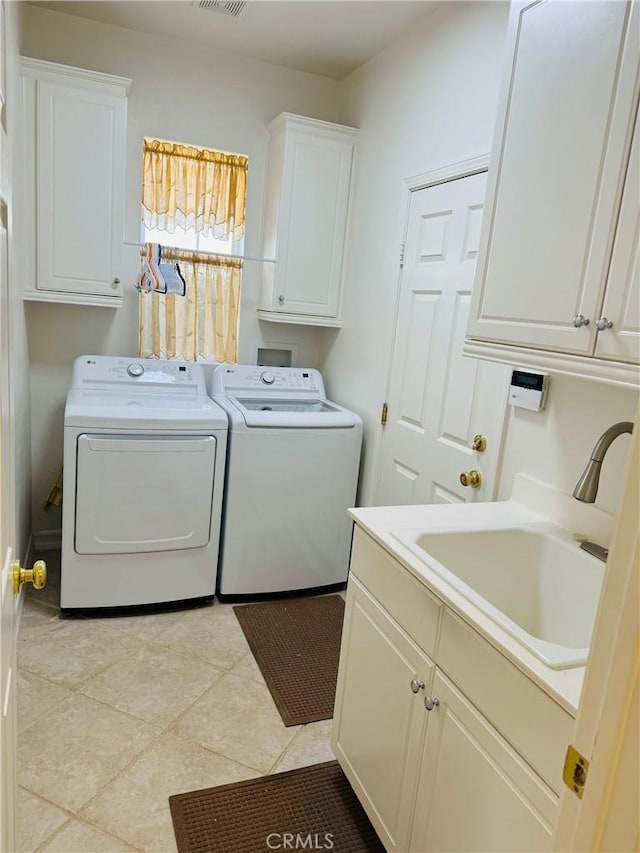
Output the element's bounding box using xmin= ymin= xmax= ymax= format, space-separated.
xmin=208 ymin=364 xmax=362 ymax=597
xmin=61 ymin=355 xmax=228 ymax=611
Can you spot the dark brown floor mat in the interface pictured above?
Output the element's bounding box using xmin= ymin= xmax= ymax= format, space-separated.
xmin=169 ymin=760 xmax=384 ymax=853
xmin=233 ymin=595 xmax=345 ymax=726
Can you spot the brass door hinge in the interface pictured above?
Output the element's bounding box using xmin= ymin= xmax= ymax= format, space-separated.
xmin=563 ymin=745 xmax=589 ymax=799
xmin=381 ymin=402 xmax=388 ymax=426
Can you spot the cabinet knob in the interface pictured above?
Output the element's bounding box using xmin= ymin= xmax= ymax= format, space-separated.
xmin=595 ymin=317 xmax=613 ymax=331
xmin=572 ymin=314 xmax=590 ymax=328
xmin=459 ymin=470 xmax=482 ymax=488
xmin=278 ymin=294 xmax=285 ymax=305
xmin=410 ymin=679 xmax=425 ymax=694
xmin=424 ymin=696 xmax=440 ymax=711
xmin=112 ymin=277 xmax=120 ymax=289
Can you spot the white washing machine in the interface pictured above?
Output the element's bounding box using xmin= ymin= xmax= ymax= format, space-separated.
xmin=208 ymin=364 xmax=362 ymax=597
xmin=61 ymin=355 xmax=228 ymax=611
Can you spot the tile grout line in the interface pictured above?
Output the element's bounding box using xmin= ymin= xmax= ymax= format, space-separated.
xmin=19 ymin=615 xmax=230 ymax=699
xmin=162 ymin=671 xmax=275 ymax=776
xmin=70 ymin=671 xmax=271 ymax=828
xmin=20 ymin=782 xmax=145 ymax=853
xmin=19 ymin=575 xmax=337 ymax=848
xmin=163 ymin=669 xmax=299 ymax=777
xmin=34 ymin=813 xmax=144 ymax=853
xmin=74 ymin=722 xmax=170 ymax=830
xmin=18 ymin=786 xmax=75 ymax=853
xmin=267 ymin=722 xmax=309 ymax=775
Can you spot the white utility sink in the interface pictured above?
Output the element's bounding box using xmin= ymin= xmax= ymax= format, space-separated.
xmin=391 ymin=525 xmax=605 ymax=669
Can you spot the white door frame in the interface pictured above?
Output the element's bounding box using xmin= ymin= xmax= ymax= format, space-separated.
xmin=554 ymin=404 xmax=639 ymax=850
xmin=373 ymin=153 xmax=491 ymax=504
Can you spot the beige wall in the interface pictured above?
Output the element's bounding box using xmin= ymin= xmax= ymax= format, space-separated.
xmin=20 ymin=5 xmax=343 ymax=535
xmin=497 ymin=375 xmax=637 ymax=517
xmin=320 ymin=0 xmax=511 ymax=504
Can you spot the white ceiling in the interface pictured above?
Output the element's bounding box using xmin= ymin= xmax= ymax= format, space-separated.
xmin=28 ymin=0 xmax=438 ymax=80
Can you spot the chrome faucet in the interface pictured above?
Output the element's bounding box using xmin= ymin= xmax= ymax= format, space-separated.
xmin=573 ymin=421 xmax=634 ymax=503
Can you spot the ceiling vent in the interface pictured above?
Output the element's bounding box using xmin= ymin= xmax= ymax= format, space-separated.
xmin=194 ymin=0 xmax=247 ymax=17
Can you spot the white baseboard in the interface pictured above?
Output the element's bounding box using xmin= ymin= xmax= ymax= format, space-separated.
xmin=23 ymin=532 xmax=34 ymax=568
xmin=16 ymin=533 xmax=35 ymax=629
xmin=33 ymin=528 xmax=62 ymax=551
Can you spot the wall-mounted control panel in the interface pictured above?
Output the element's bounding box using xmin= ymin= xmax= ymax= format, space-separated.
xmin=508 ymin=370 xmax=549 ymax=411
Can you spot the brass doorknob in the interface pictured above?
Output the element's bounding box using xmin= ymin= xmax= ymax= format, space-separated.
xmin=12 ymin=559 xmax=47 ymax=595
xmin=472 ymin=434 xmax=487 ymax=452
xmin=459 ymin=470 xmax=482 ymax=488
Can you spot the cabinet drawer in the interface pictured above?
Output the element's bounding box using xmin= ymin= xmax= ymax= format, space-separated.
xmin=438 ymin=610 xmax=574 ymax=794
xmin=350 ymin=526 xmax=441 ymax=659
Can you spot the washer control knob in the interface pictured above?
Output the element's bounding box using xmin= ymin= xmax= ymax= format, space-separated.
xmin=127 ymin=363 xmax=145 ymax=378
xmin=260 ymin=371 xmax=275 ymax=385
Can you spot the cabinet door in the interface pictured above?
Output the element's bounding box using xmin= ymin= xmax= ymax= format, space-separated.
xmin=275 ymin=130 xmax=354 ymax=318
xmin=595 ymin=107 xmax=640 ymax=365
xmin=467 ymin=0 xmax=636 ymax=354
xmin=36 ymin=80 xmax=125 ymax=298
xmin=332 ymin=577 xmax=433 ymax=852
xmin=410 ymin=670 xmax=558 ymax=853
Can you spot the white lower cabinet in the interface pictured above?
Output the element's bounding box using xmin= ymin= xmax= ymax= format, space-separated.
xmin=332 ymin=577 xmax=433 ymax=852
xmin=332 ymin=527 xmax=571 ymax=852
xmin=410 ymin=670 xmax=557 ymax=852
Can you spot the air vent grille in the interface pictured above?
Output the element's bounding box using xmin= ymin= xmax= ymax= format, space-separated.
xmin=196 ymin=0 xmax=246 ymax=17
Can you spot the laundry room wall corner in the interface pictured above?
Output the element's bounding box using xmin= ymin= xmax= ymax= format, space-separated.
xmin=318 ymin=1 xmax=510 ymax=506
xmin=20 ymin=3 xmax=344 ymax=539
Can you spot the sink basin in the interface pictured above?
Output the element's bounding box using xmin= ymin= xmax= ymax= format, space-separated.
xmin=392 ymin=526 xmax=605 ymax=669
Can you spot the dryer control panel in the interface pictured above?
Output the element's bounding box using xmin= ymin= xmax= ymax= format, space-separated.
xmin=211 ymin=365 xmax=326 ymax=398
xmin=70 ymin=355 xmax=206 ymax=394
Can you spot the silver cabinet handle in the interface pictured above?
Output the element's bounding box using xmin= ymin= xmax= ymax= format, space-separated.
xmin=424 ymin=696 xmax=440 ymax=711
xmin=572 ymin=314 xmax=590 ymax=328
xmin=595 ymin=317 xmax=613 ymax=331
xmin=410 ymin=679 xmax=425 ymax=694
xmin=278 ymin=294 xmax=285 ymax=305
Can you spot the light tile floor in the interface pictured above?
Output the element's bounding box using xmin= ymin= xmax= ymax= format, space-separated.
xmin=17 ymin=552 xmax=337 ymax=852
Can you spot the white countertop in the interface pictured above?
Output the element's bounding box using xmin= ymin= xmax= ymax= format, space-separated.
xmin=348 ymin=475 xmax=615 ymax=716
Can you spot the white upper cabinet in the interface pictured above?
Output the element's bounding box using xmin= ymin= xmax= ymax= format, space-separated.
xmin=465 ymin=0 xmax=639 ymax=386
xmin=595 ymin=108 xmax=640 ymax=364
xmin=258 ymin=113 xmax=357 ymax=326
xmin=19 ymin=58 xmax=130 ymax=307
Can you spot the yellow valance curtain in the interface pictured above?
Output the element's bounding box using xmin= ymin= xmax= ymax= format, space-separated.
xmin=138 ymin=139 xmax=248 ymax=363
xmin=142 ymin=138 xmax=248 ymax=241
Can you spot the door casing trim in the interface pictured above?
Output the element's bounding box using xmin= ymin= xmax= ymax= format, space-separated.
xmin=373 ymin=152 xmax=491 ymax=504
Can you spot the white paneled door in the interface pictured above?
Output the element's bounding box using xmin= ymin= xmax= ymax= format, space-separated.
xmin=0 ymin=198 xmax=17 ymax=851
xmin=378 ymin=169 xmax=509 ymax=506
xmin=0 ymin=9 xmax=19 ymax=838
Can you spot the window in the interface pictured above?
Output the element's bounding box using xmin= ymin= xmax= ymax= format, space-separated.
xmin=138 ymin=138 xmax=248 ymax=363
